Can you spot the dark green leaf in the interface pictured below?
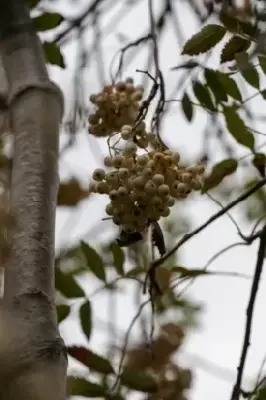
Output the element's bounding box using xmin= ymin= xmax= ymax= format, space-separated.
xmin=28 ymin=0 xmax=40 ymax=7
xmin=204 ymin=68 xmax=227 ymax=103
xmin=219 ymin=11 xmax=238 ymax=32
xmin=125 ymin=266 xmax=144 ymax=278
xmin=261 ymin=89 xmax=266 ymax=100
xmin=240 ymin=66 xmax=260 ymax=89
xmin=182 ymin=24 xmax=226 ymax=56
xmin=238 ymin=20 xmax=258 ymax=37
xmin=223 ymin=106 xmax=255 ymax=149
xmin=202 ymin=159 xmax=238 ymax=192
xmin=79 ymin=300 xmax=92 ymax=341
xmin=68 ymin=346 xmax=114 ymax=374
xmin=216 ymin=71 xmax=242 ymax=101
xmin=57 ymin=304 xmax=70 ymax=323
xmin=43 ymin=41 xmax=65 ymax=68
xmin=120 ymin=369 xmax=158 ymax=393
xmin=171 ymin=61 xmax=199 ymax=70
xmin=55 ymin=267 xmax=85 ymax=298
xmin=221 ymin=36 xmax=251 ymax=63
xmin=68 ymin=377 xmax=106 ymax=397
xmin=172 ymin=266 xmax=209 ymax=277
xmin=181 ymin=92 xmax=194 ymax=122
xmin=110 ymin=242 xmax=125 ymax=275
xmin=259 ymin=56 xmax=266 ymax=75
xmin=252 ymin=153 xmax=266 ymax=177
xmin=193 ymin=81 xmax=216 ymax=112
xmin=33 ymin=13 xmax=64 ymax=31
xmin=81 ymin=241 xmax=106 ymax=281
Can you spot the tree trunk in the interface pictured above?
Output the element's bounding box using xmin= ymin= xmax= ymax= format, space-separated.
xmin=0 ymin=1 xmax=67 ymax=399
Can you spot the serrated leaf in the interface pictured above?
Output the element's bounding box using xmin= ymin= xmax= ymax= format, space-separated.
xmin=193 ymin=81 xmax=216 ymax=111
xmin=120 ymin=369 xmax=158 ymax=393
xmin=182 ymin=24 xmax=226 ymax=56
xmin=219 ymin=11 xmax=238 ymax=32
xmin=33 ymin=13 xmax=64 ymax=31
xmin=223 ymin=106 xmax=255 ymax=149
xmin=55 ymin=267 xmax=85 ymax=298
xmin=204 ymin=68 xmax=227 ymax=103
xmin=42 ymin=41 xmax=65 ymax=68
xmin=110 ymin=242 xmax=125 ymax=275
xmin=68 ymin=346 xmax=114 ymax=374
xmin=81 ymin=241 xmax=106 ymax=281
xmin=240 ymin=66 xmax=260 ymax=89
xmin=221 ymin=36 xmax=251 ymax=63
xmin=259 ymin=56 xmax=266 ymax=74
xmin=181 ymin=92 xmax=193 ymax=122
xmin=68 ymin=377 xmax=106 ymax=397
xmin=216 ymin=71 xmax=242 ymax=101
xmin=202 ymin=159 xmax=238 ymax=192
xmin=57 ymin=304 xmax=70 ymax=323
xmin=79 ymin=300 xmax=92 ymax=341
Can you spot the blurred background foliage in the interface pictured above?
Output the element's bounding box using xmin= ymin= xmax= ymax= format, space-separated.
xmin=1 ymin=0 xmax=266 ymax=399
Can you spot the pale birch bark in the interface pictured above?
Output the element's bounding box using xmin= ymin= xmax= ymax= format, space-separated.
xmin=0 ymin=1 xmax=67 ymax=399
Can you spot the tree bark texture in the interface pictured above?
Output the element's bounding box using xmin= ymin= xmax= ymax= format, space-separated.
xmin=0 ymin=1 xmax=67 ymax=399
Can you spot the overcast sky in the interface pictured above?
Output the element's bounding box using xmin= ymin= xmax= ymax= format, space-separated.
xmin=45 ymin=1 xmax=266 ymax=399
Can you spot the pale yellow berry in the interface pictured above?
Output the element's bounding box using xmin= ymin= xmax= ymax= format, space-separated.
xmin=134 ymin=176 xmax=146 ymax=189
xmin=118 ymin=168 xmax=129 ymax=179
xmin=123 ymin=141 xmax=138 ymax=156
xmin=125 ymin=177 xmax=134 ymax=191
xmin=191 ymin=179 xmax=202 ymax=190
xmin=186 ymin=166 xmax=197 ymax=177
xmin=167 ymin=197 xmax=175 ymax=207
xmin=112 ymin=155 xmax=125 ymax=168
xmin=92 ymin=168 xmax=105 ymax=181
xmin=137 ymin=137 xmax=149 ymax=149
xmin=157 ymin=184 xmax=170 ymax=197
xmin=177 ymin=182 xmax=188 ymax=193
xmin=118 ymin=186 xmax=128 ymax=197
xmin=181 ymin=172 xmax=193 ymax=183
xmin=135 ymin=84 xmax=145 ymax=93
xmin=122 ymin=157 xmax=135 ymax=170
xmin=146 ymin=160 xmax=156 ymax=169
xmin=121 ymin=125 xmax=132 ymax=134
xmin=125 ymin=77 xmax=134 ymax=84
xmin=152 ymin=174 xmax=164 ymax=186
xmin=161 ymin=207 xmax=170 ymax=217
xmin=89 ymin=181 xmax=97 ymax=192
xmin=109 ymin=190 xmax=118 ymax=201
xmin=106 ymin=172 xmax=118 ymax=185
xmin=151 ymin=196 xmax=162 ymax=206
xmin=104 ymin=156 xmax=113 ymax=167
xmin=96 ymin=181 xmax=109 ymax=194
xmin=105 ymin=203 xmax=114 ymax=216
xmin=144 ymin=180 xmax=157 ymax=195
xmin=196 ymin=164 xmax=205 ymax=174
xmin=142 ymin=168 xmax=153 ymax=179
xmin=121 ymin=131 xmax=131 ymax=140
xmin=153 ymin=152 xmax=164 ymax=163
xmin=137 ymin=155 xmax=149 ymax=166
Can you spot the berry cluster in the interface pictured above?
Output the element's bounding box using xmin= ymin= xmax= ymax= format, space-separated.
xmin=90 ymin=150 xmax=205 ymax=233
xmin=88 ymin=78 xmax=145 ymax=137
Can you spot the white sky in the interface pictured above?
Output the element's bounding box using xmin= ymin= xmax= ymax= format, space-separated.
xmin=45 ymin=1 xmax=266 ymax=399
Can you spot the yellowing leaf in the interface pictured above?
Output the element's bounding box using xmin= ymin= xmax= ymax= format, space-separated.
xmin=120 ymin=369 xmax=158 ymax=393
xmin=221 ymin=36 xmax=251 ymax=63
xmin=79 ymin=300 xmax=92 ymax=341
xmin=202 ymin=159 xmax=238 ymax=192
xmin=81 ymin=241 xmax=106 ymax=281
xmin=68 ymin=346 xmax=114 ymax=374
xmin=182 ymin=24 xmax=226 ymax=56
xmin=223 ymin=106 xmax=254 ymax=150
xmin=181 ymin=92 xmax=194 ymax=122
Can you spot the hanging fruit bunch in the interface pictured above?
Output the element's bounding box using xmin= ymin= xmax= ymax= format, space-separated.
xmin=88 ymin=78 xmax=205 ymax=247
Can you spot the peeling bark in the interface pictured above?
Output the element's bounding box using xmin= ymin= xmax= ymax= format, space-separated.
xmin=0 ymin=1 xmax=67 ymax=399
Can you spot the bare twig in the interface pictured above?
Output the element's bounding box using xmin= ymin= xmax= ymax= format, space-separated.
xmin=230 ymin=224 xmax=266 ymax=400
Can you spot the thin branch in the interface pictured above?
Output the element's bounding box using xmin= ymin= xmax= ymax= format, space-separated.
xmin=230 ymin=224 xmax=266 ymax=400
